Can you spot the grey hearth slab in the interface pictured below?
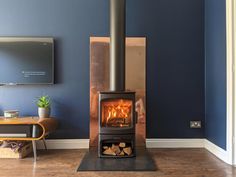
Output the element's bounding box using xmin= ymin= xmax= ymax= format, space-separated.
xmin=77 ymin=147 xmax=157 ymax=171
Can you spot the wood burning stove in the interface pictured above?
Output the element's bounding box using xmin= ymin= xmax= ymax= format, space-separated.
xmin=98 ymin=92 xmax=136 ymax=157
xmin=98 ymin=0 xmax=136 ymax=158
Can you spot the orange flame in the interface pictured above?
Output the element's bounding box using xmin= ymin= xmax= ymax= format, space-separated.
xmin=102 ymin=99 xmax=132 ymax=126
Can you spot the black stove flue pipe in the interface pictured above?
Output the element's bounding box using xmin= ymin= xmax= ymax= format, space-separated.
xmin=109 ymin=0 xmax=126 ymax=92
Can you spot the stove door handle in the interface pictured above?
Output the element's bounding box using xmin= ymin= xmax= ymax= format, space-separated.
xmin=135 ymin=112 xmax=138 ymax=124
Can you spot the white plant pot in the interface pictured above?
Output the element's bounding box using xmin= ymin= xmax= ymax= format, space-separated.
xmin=38 ymin=107 xmax=50 ymax=118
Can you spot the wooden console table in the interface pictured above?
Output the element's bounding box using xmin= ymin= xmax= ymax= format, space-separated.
xmin=0 ymin=117 xmax=58 ymax=161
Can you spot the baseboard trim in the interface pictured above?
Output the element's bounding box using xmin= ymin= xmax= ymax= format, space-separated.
xmin=36 ymin=139 xmax=89 ymax=149
xmin=146 ymin=139 xmax=205 ymax=148
xmin=146 ymin=138 xmax=231 ymax=164
xmin=37 ymin=139 xmax=205 ymax=149
xmin=35 ymin=138 xmax=231 ymax=165
xmin=204 ymin=139 xmax=230 ymax=164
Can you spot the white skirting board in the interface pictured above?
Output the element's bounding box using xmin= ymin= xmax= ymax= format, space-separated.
xmin=204 ymin=139 xmax=230 ymax=164
xmin=36 ymin=138 xmax=231 ymax=165
xmin=146 ymin=139 xmax=205 ymax=148
xmin=37 ymin=139 xmax=204 ymax=149
xmin=36 ymin=139 xmax=89 ymax=149
xmin=146 ymin=138 xmax=231 ymax=165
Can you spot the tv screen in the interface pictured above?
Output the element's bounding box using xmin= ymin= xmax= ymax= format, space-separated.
xmin=0 ymin=37 xmax=54 ymax=85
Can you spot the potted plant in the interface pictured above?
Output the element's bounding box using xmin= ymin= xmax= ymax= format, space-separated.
xmin=37 ymin=95 xmax=51 ymax=118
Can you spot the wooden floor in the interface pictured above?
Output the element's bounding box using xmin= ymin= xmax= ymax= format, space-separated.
xmin=0 ymin=148 xmax=235 ymax=177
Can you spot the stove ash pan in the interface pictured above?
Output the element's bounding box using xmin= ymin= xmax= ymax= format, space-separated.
xmin=98 ymin=92 xmax=136 ymax=135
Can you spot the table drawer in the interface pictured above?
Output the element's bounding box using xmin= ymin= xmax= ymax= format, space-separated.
xmin=0 ymin=125 xmax=43 ymax=138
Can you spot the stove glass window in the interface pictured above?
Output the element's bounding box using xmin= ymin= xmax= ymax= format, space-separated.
xmin=101 ymin=99 xmax=132 ymax=128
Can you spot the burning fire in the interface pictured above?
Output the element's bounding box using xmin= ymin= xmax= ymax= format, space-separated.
xmin=102 ymin=99 xmax=132 ymax=127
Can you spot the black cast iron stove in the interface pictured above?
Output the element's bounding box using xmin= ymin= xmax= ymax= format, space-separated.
xmin=98 ymin=0 xmax=136 ymax=158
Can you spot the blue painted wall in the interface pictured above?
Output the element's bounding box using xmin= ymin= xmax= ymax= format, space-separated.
xmin=0 ymin=0 xmax=205 ymax=139
xmin=130 ymin=0 xmax=205 ymax=138
xmin=205 ymin=0 xmax=227 ymax=149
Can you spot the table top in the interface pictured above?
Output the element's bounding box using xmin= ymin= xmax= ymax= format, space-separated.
xmin=0 ymin=117 xmax=58 ymax=141
xmin=0 ymin=117 xmax=52 ymax=125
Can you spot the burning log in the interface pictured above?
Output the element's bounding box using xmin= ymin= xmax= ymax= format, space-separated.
xmin=123 ymin=147 xmax=132 ymax=156
xmin=103 ymin=146 xmax=109 ymax=150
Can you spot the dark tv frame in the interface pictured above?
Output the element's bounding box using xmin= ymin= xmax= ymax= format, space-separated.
xmin=0 ymin=37 xmax=54 ymax=85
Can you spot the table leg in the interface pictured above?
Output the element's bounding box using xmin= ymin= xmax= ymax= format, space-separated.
xmin=32 ymin=140 xmax=37 ymax=162
xmin=42 ymin=137 xmax=47 ymax=150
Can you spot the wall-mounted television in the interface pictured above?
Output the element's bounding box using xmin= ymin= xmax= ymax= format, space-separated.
xmin=0 ymin=37 xmax=54 ymax=85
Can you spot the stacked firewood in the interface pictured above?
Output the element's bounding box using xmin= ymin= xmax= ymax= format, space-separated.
xmin=102 ymin=142 xmax=132 ymax=156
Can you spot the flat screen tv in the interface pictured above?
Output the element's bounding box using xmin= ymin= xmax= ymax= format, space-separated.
xmin=0 ymin=37 xmax=54 ymax=85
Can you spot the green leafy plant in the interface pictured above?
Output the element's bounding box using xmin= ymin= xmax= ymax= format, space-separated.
xmin=37 ymin=95 xmax=51 ymax=108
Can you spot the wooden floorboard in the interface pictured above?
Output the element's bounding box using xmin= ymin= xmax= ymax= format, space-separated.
xmin=0 ymin=148 xmax=235 ymax=177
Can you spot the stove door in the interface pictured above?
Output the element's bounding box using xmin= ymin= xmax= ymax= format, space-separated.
xmin=101 ymin=99 xmax=133 ymax=128
xmin=99 ymin=92 xmax=136 ymax=134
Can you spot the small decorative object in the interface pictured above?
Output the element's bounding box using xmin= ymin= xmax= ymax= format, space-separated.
xmin=37 ymin=95 xmax=51 ymax=118
xmin=0 ymin=141 xmax=32 ymax=159
xmin=4 ymin=110 xmax=19 ymax=118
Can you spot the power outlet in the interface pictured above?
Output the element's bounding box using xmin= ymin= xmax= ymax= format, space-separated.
xmin=190 ymin=121 xmax=201 ymax=128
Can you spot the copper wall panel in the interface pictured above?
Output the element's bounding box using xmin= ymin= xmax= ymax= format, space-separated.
xmin=90 ymin=37 xmax=146 ymax=147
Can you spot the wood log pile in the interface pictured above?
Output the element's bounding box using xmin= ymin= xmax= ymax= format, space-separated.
xmin=102 ymin=142 xmax=132 ymax=156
